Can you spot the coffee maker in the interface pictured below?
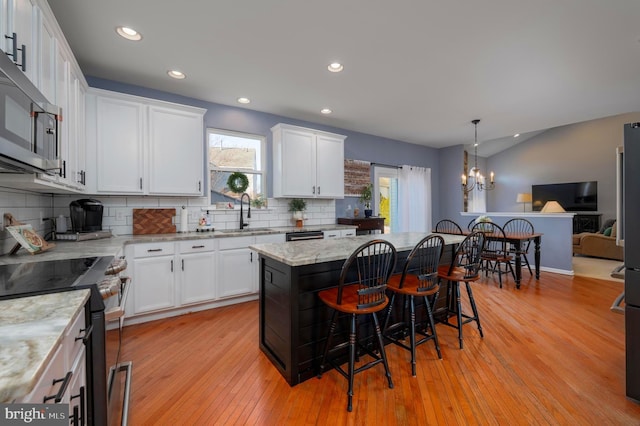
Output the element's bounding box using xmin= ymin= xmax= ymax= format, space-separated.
xmin=70 ymin=199 xmax=104 ymax=232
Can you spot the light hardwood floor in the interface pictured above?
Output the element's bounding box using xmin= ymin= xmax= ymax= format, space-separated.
xmin=120 ymin=271 xmax=640 ymax=425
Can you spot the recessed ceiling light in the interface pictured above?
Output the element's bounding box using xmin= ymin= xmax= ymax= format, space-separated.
xmin=167 ymin=70 xmax=186 ymax=79
xmin=320 ymin=108 xmax=332 ymax=114
xmin=327 ymin=62 xmax=344 ymax=73
xmin=514 ymin=133 xmax=520 ymax=138
xmin=116 ymin=26 xmax=142 ymax=41
xmin=237 ymin=97 xmax=251 ymax=104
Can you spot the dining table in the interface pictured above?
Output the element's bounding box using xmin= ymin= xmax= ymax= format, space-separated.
xmin=441 ymin=230 xmax=542 ymax=289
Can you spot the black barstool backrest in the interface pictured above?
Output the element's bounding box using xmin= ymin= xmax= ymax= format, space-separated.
xmin=338 ymin=239 xmax=397 ymax=310
xmin=467 ymin=218 xmax=477 ymax=231
xmin=435 ymin=219 xmax=464 ymax=235
xmin=398 ymin=234 xmax=444 ymax=292
xmin=448 ymin=231 xmax=485 ymax=279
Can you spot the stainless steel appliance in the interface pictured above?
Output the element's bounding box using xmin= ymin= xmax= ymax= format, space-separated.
xmin=285 ymin=230 xmax=324 ymax=241
xmin=70 ymin=199 xmax=104 ymax=233
xmin=0 ymin=256 xmax=132 ymax=425
xmin=623 ymin=122 xmax=640 ymax=402
xmin=0 ymin=48 xmax=61 ymax=174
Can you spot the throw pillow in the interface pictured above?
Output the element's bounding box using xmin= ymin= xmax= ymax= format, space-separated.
xmin=600 ymin=219 xmax=615 ymax=234
xmin=603 ymin=227 xmax=612 ymax=237
xmin=611 ymin=222 xmax=617 ymax=239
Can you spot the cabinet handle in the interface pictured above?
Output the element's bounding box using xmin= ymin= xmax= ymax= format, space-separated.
xmin=70 ymin=385 xmax=85 ymax=425
xmin=147 ymin=248 xmax=163 ymax=252
xmin=181 ymin=259 xmax=184 ymax=271
xmin=312 ymin=186 xmax=315 ymax=194
xmin=59 ymin=160 xmax=66 ymax=178
xmin=250 ymin=252 xmax=253 ymax=262
xmin=75 ymin=324 xmax=93 ymax=345
xmin=318 ymin=186 xmax=320 ymax=195
xmin=192 ymin=245 xmax=205 ymax=249
xmin=43 ymin=371 xmax=72 ymax=403
xmin=198 ymin=180 xmax=201 ymax=191
xmin=4 ymin=33 xmax=25 ymax=70
xmin=171 ymin=260 xmax=173 ymax=272
xmin=140 ymin=177 xmax=143 ymax=190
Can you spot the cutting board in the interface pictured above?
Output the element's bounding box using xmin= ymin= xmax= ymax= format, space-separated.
xmin=133 ymin=208 xmax=177 ymax=235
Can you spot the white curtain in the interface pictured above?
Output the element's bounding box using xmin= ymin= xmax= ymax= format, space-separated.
xmin=468 ymin=184 xmax=487 ymax=213
xmin=397 ymin=166 xmax=432 ymax=233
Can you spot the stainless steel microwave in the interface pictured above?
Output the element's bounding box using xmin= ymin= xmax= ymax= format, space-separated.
xmin=0 ymin=48 xmax=61 ymax=175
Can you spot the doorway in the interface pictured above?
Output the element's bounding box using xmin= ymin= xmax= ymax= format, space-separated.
xmin=374 ymin=166 xmax=398 ymax=233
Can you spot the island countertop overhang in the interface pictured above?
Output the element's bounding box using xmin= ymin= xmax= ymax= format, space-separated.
xmin=249 ymin=232 xmax=466 ymax=267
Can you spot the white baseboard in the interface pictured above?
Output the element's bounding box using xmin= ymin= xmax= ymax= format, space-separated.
xmin=539 ymin=266 xmax=574 ymax=276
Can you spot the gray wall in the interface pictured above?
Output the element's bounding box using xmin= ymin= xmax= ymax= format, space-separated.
xmin=437 ymin=144 xmax=465 ymax=223
xmin=87 ymin=77 xmax=442 ymax=219
xmin=486 ymin=112 xmax=640 ymax=223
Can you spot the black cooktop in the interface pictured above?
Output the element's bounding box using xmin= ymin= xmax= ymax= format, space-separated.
xmin=0 ymin=256 xmax=114 ymax=310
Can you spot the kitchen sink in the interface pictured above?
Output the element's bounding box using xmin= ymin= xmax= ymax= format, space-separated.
xmin=217 ymin=227 xmax=275 ymax=234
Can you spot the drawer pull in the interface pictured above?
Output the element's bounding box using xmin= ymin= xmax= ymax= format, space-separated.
xmin=192 ymin=245 xmax=205 ymax=249
xmin=147 ymin=248 xmax=163 ymax=252
xmin=44 ymin=371 xmax=72 ymax=403
xmin=75 ymin=324 xmax=93 ymax=345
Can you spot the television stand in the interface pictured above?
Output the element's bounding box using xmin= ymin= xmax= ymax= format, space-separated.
xmin=573 ymin=213 xmax=601 ymax=234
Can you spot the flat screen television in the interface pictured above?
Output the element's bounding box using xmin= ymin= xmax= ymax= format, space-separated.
xmin=532 ymin=181 xmax=598 ymax=212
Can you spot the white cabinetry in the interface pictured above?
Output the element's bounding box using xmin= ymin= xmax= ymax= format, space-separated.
xmin=18 ymin=305 xmax=88 ymax=424
xmin=87 ymin=89 xmax=206 ymax=196
xmin=323 ymin=228 xmax=356 ymax=239
xmin=130 ymin=242 xmax=176 ymax=314
xmin=177 ymin=240 xmax=216 ymax=305
xmin=217 ymin=234 xmax=285 ymax=298
xmin=0 ymin=1 xmax=89 ymax=194
xmin=272 ymin=123 xmax=345 ymax=198
xmin=2 ymin=0 xmax=35 ymax=80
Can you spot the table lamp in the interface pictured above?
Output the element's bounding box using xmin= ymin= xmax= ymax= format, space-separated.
xmin=516 ymin=193 xmax=532 ymax=212
xmin=540 ymin=200 xmax=566 ymax=213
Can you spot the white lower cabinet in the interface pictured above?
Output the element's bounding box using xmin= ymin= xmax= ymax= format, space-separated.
xmin=130 ymin=242 xmax=176 ymax=315
xmin=178 ymin=240 xmax=216 ymax=305
xmin=19 ymin=306 xmax=88 ymax=425
xmin=124 ymin=233 xmax=286 ymax=324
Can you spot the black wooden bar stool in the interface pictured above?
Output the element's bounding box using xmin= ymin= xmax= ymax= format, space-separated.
xmin=383 ymin=234 xmax=445 ymax=376
xmin=436 ymin=231 xmax=486 ymax=349
xmin=317 ymin=239 xmax=397 ymax=412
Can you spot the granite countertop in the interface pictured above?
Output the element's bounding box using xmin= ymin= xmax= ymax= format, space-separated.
xmin=249 ymin=232 xmax=466 ymax=267
xmin=0 ymin=289 xmax=90 ymax=403
xmin=0 ymin=224 xmax=357 ymax=266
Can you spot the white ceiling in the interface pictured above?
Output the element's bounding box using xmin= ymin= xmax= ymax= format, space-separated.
xmin=48 ymin=0 xmax=640 ymax=157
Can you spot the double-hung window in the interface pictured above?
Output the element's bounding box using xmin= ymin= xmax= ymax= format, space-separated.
xmin=208 ymin=128 xmax=265 ymax=203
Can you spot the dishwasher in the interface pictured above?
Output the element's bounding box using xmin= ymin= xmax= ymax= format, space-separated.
xmin=285 ymin=230 xmax=325 ymax=241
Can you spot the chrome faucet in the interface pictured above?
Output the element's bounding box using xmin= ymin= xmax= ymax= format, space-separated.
xmin=239 ymin=193 xmax=251 ymax=230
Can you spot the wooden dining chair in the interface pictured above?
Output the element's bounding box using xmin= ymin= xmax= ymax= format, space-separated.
xmin=471 ymin=222 xmax=515 ymax=288
xmin=435 ymin=219 xmax=464 ymax=235
xmin=383 ymin=234 xmax=445 ymax=376
xmin=317 ymin=239 xmax=397 ymax=412
xmin=503 ymin=218 xmax=534 ymax=276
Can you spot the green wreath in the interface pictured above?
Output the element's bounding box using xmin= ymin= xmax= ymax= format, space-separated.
xmin=227 ymin=172 xmax=249 ymax=193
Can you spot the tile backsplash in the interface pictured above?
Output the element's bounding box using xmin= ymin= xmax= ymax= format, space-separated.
xmin=0 ymin=188 xmax=337 ymax=255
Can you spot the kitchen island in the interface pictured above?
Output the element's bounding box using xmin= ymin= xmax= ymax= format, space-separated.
xmin=250 ymin=232 xmax=465 ymax=386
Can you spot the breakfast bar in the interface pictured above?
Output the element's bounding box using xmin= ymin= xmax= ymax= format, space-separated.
xmin=250 ymin=232 xmax=465 ymax=386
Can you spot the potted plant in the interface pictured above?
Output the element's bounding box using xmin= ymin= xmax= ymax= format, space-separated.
xmin=288 ymin=198 xmax=307 ymax=227
xmin=359 ymin=183 xmax=373 ymax=217
xmin=251 ymin=193 xmax=267 ymax=209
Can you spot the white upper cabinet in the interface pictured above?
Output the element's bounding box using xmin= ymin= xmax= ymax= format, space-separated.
xmin=148 ymin=105 xmax=204 ymax=195
xmin=271 ymin=123 xmax=345 ymax=198
xmin=94 ymin=94 xmax=145 ymax=194
xmin=87 ymin=89 xmax=206 ymax=196
xmin=3 ymin=0 xmax=35 ymax=81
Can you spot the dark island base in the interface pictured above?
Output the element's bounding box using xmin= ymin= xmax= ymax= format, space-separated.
xmin=259 ymin=246 xmax=455 ymax=386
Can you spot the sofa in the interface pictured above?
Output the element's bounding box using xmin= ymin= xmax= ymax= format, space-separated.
xmin=572 ymin=219 xmax=624 ymax=261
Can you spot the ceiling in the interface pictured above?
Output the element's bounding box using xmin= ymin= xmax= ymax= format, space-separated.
xmin=48 ymin=0 xmax=640 ymax=157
